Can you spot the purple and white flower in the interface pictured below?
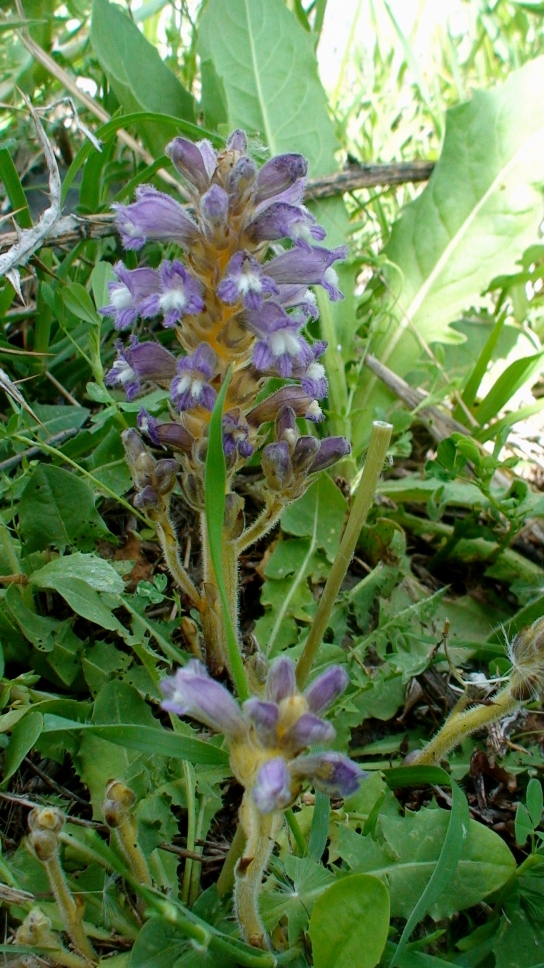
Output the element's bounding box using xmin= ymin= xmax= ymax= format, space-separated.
xmin=170 ymin=343 xmax=217 ymax=412
xmin=266 ymin=245 xmax=348 ymax=301
xmin=140 ymin=260 xmax=205 ymax=328
xmin=99 ymin=262 xmax=161 ymax=331
xmin=245 ymin=202 xmax=326 ymax=249
xmin=113 ymin=185 xmax=200 ymax=250
xmin=217 ymin=251 xmax=278 ymax=311
xmin=105 ymin=337 xmax=177 ymax=400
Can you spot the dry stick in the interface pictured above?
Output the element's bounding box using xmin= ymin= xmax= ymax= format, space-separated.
xmin=0 ymin=163 xmax=436 ymax=257
xmin=303 ymin=160 xmax=435 ymax=200
xmin=296 ymin=420 xmax=393 ymax=688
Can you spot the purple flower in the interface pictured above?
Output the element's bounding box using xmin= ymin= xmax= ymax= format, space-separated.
xmin=266 ymin=656 xmax=297 ymax=703
xmin=246 ymin=303 xmax=313 ymax=379
xmin=290 ymin=341 xmax=328 ymax=400
xmin=140 ymin=260 xmax=205 ymax=328
xmin=217 ymin=251 xmax=278 ymax=311
xmin=254 ymin=154 xmax=308 ymax=206
xmin=266 ymin=245 xmax=348 ymax=300
xmin=276 ymin=285 xmax=319 ymax=320
xmin=253 ymin=758 xmax=292 ymax=814
xmin=160 ymin=660 xmax=246 ymax=738
xmin=201 ymin=184 xmax=229 ymax=231
xmin=245 ymin=202 xmax=326 ymax=248
xmin=171 ymin=344 xmax=217 ymax=412
xmin=137 ymin=409 xmax=194 ymax=452
xmin=290 ymin=752 xmax=366 ymax=798
xmin=284 ymin=713 xmax=335 ymax=752
xmin=262 ymin=441 xmax=292 ymax=490
xmin=228 ymin=156 xmax=258 ymax=201
xmin=223 ymin=410 xmax=253 ymax=459
xmin=304 ymin=666 xmax=349 ymax=715
xmin=99 ymin=262 xmax=161 ymax=331
xmin=226 ymin=129 xmax=248 ymax=153
xmin=308 ymin=437 xmax=351 ymax=474
xmin=113 ymin=185 xmax=200 ymax=250
xmin=291 ymin=436 xmax=320 ymax=475
xmin=105 ymin=337 xmax=177 ymax=400
xmin=244 ymin=699 xmax=279 ymax=747
xmin=165 ymin=137 xmax=216 ymax=193
xmin=247 ymin=387 xmax=324 ymax=427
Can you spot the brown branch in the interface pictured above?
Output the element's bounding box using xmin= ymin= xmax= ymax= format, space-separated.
xmin=0 ymin=163 xmax=435 ymax=258
xmin=304 ymin=160 xmax=435 ymax=200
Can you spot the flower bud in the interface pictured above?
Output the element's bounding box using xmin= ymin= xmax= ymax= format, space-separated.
xmin=261 ymin=441 xmax=291 ymax=491
xmin=266 ymin=656 xmax=297 ymax=703
xmin=253 ymin=757 xmax=292 ymax=814
xmin=290 ymin=752 xmax=366 ymax=798
xmin=304 ymin=665 xmax=349 ymax=715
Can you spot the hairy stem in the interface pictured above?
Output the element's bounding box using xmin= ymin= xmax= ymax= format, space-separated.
xmin=296 ymin=420 xmax=392 ymax=687
xmin=237 ymin=498 xmax=283 ymax=554
xmin=413 ymin=686 xmax=519 ymax=765
xmin=156 ymin=510 xmax=204 ymax=609
xmin=235 ymin=795 xmax=282 ymax=949
xmin=44 ymin=855 xmax=96 ymax=962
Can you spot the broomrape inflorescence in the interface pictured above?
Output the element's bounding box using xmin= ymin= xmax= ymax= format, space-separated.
xmin=104 ymin=129 xmax=351 ymax=677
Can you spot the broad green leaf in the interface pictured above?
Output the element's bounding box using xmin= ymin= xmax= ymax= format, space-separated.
xmin=515 ymin=803 xmax=534 ymax=846
xmin=261 ymin=856 xmax=334 ymax=946
xmin=4 ymin=585 xmax=62 ymax=652
xmin=355 ymin=56 xmax=544 ymax=447
xmin=280 ymin=475 xmax=348 ymax=561
xmin=18 ymin=464 xmax=111 ymax=552
xmin=45 ymin=578 xmax=123 ymax=632
xmin=3 ymin=711 xmax=43 ymax=784
xmin=338 ymin=805 xmax=516 ymax=919
xmin=61 ymin=282 xmax=100 ymax=326
xmin=90 ymin=0 xmax=194 ymax=154
xmin=30 ymin=552 xmax=125 ymax=595
xmin=308 ymin=873 xmax=389 ymax=968
xmin=129 ymin=917 xmax=187 ymax=968
xmin=197 ymin=0 xmax=337 ymax=176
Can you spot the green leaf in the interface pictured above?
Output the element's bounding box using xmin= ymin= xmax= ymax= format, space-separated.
xmin=390 ymin=781 xmax=469 ymax=967
xmin=262 ymin=856 xmax=334 ymax=946
xmin=515 ymin=803 xmax=534 ymax=846
xmin=308 ymin=873 xmax=389 ymax=968
xmin=61 ymin=282 xmax=100 ymax=326
xmin=308 ymin=790 xmax=331 ymax=862
xmin=197 ymin=0 xmax=337 ymax=176
xmin=129 ymin=917 xmax=187 ymax=968
xmin=30 ymin=552 xmax=125 ymax=594
xmin=18 ymin=464 xmax=111 ymax=552
xmin=527 ymin=778 xmax=544 ymax=829
xmin=355 ymin=56 xmax=544 ymax=444
xmin=474 ymin=351 xmax=544 ymax=426
xmin=45 ymin=578 xmax=123 ymax=632
xmin=280 ymin=475 xmax=348 ymax=561
xmin=42 ymin=716 xmax=229 ymax=766
xmin=4 ymin=585 xmax=61 ymax=652
xmin=0 ymin=149 xmax=32 ymax=229
xmin=90 ymin=0 xmax=194 ymax=154
xmin=3 ymin=711 xmax=43 ymax=784
xmin=338 ymin=804 xmax=516 ymax=920
xmin=205 ymin=367 xmax=248 ymax=700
